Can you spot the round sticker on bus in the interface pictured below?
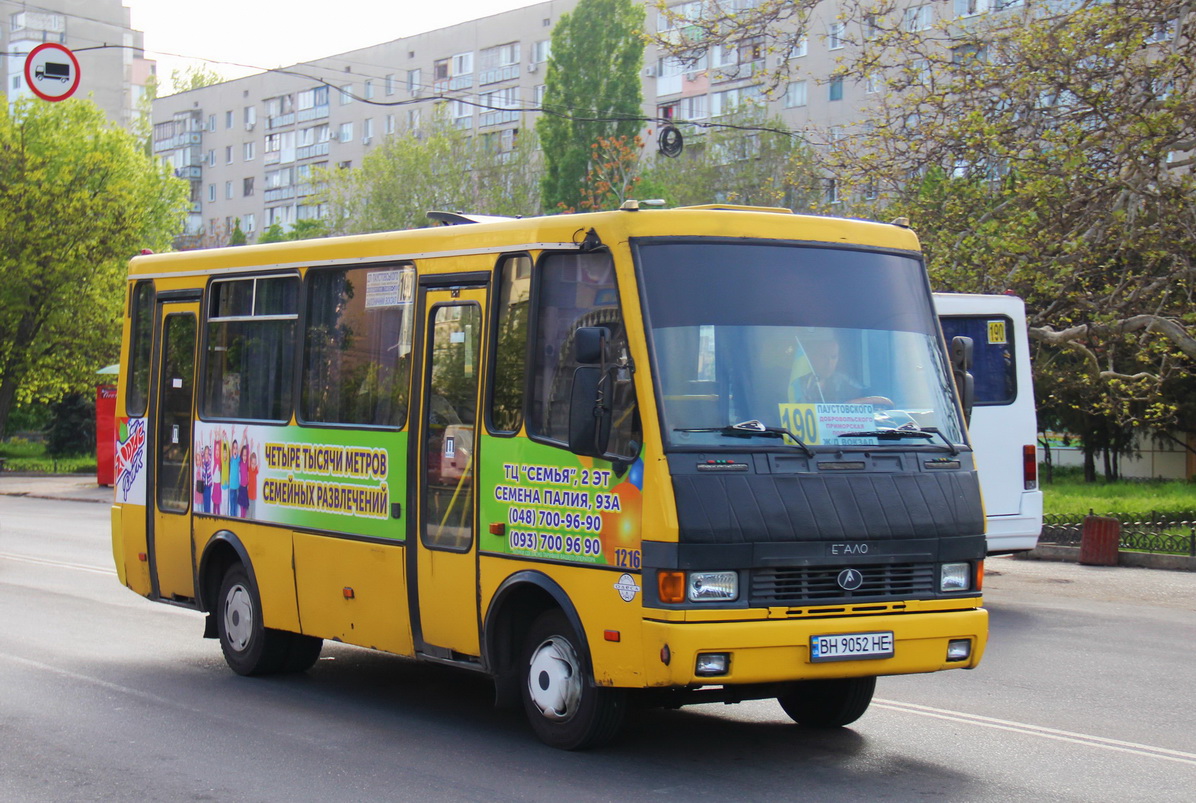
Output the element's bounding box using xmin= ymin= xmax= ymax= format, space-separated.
xmin=614 ymin=574 xmax=641 ymax=602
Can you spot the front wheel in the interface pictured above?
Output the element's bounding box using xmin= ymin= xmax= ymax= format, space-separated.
xmin=777 ymin=676 xmax=876 ymax=728
xmin=520 ymin=610 xmax=625 ymax=750
xmin=216 ymin=563 xmax=290 ymax=676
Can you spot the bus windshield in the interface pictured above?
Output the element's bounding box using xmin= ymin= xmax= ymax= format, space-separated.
xmin=637 ymin=240 xmax=966 ymax=450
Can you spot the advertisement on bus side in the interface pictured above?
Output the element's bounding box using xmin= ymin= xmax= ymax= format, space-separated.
xmin=478 ymin=437 xmax=644 ymax=571
xmin=192 ymin=422 xmax=403 ymax=540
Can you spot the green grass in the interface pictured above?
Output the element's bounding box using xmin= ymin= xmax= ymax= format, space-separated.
xmin=1042 ymin=473 xmax=1196 ymax=520
xmin=0 ymin=438 xmax=96 ymax=474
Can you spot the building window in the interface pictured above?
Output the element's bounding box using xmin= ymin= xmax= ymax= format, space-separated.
xmin=905 ymin=5 xmax=932 ymax=32
xmin=244 ymin=213 xmax=255 ymax=233
xmin=784 ymin=80 xmax=807 ymax=108
xmin=407 ymin=68 xmax=422 ymax=95
xmin=339 ymin=84 xmax=353 ymax=105
xmin=452 ymin=52 xmax=474 ymax=76
xmin=225 ymin=181 xmax=233 ymax=200
xmin=533 ymin=40 xmax=551 ymax=63
xmin=208 ymin=184 xmax=216 ymax=203
xmin=243 ymin=177 xmax=255 ymax=196
xmin=955 ymin=0 xmax=990 ymax=17
xmin=364 ymin=79 xmax=374 ymax=99
xmin=244 ymin=142 xmax=256 ymax=161
xmin=339 ymin=122 xmax=354 ymax=142
xmin=385 ymin=73 xmax=396 ymax=95
xmin=828 ymin=77 xmax=844 ymax=102
xmin=828 ymin=22 xmax=844 ymax=50
xmin=363 ymin=118 xmax=374 ymax=143
xmin=244 ymin=106 xmax=257 ymax=128
xmin=385 ymin=114 xmax=396 ymax=135
xmin=225 ymin=110 xmax=234 ymax=129
xmin=225 ymin=145 xmax=233 ymax=164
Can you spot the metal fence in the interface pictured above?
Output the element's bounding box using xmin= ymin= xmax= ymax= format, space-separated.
xmin=1040 ymin=513 xmax=1196 ymax=556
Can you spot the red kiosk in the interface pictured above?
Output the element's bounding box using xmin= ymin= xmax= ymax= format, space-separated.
xmin=96 ymin=365 xmax=118 ymax=486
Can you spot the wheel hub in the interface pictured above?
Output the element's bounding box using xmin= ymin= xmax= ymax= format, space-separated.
xmin=223 ymin=583 xmax=253 ymax=652
xmin=527 ymin=636 xmax=581 ymax=720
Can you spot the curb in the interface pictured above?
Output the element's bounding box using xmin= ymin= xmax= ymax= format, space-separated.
xmin=1016 ymin=544 xmax=1196 ymax=572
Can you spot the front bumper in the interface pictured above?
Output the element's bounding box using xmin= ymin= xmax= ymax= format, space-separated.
xmin=639 ymin=604 xmax=987 ymax=687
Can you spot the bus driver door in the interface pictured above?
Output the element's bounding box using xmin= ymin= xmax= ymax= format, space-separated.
xmin=147 ymin=299 xmax=199 ymax=602
xmin=410 ymin=285 xmax=486 ymax=659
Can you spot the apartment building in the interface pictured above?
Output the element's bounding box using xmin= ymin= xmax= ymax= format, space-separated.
xmin=150 ymin=0 xmax=987 ymax=244
xmin=2 ymin=0 xmax=154 ymax=130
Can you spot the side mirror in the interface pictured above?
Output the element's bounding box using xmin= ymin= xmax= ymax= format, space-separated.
xmin=950 ymin=335 xmax=975 ymax=425
xmin=568 ymin=366 xmax=611 ymax=456
xmin=575 ymin=326 xmax=609 ymax=365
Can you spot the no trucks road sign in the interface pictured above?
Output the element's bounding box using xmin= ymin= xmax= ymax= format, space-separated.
xmin=24 ymin=43 xmax=81 ymax=102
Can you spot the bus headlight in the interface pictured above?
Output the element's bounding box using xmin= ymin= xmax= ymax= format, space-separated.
xmin=687 ymin=571 xmax=738 ymax=602
xmin=940 ymin=562 xmax=971 ymax=592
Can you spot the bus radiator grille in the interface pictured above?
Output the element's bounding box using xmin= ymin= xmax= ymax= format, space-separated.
xmin=749 ymin=563 xmax=937 ymax=606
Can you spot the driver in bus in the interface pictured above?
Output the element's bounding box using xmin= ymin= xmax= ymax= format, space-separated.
xmin=792 ymin=334 xmax=893 ymax=408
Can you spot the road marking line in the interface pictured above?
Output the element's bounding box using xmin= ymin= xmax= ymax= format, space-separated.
xmin=875 ymin=698 xmax=1196 ymax=766
xmin=0 ymin=551 xmax=115 ymax=576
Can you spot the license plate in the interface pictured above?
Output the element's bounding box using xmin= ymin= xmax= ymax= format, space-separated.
xmin=810 ymin=631 xmax=894 ymax=663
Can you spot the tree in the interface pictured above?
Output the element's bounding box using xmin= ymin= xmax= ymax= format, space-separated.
xmin=642 ymin=108 xmax=821 ymax=209
xmin=538 ymin=0 xmax=646 ymax=212
xmin=228 ymin=218 xmax=248 ymax=245
xmin=657 ymin=1 xmax=1196 ymax=465
xmin=316 ymin=110 xmax=541 ymax=234
xmin=0 ymin=99 xmax=189 ymax=437
xmin=168 ymin=64 xmax=225 ymax=95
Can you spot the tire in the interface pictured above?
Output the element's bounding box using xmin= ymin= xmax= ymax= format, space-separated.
xmin=283 ymin=634 xmax=324 ymax=673
xmin=777 ymin=676 xmax=876 ymax=728
xmin=520 ymin=610 xmax=625 ymax=750
xmin=216 ymin=563 xmax=289 ymax=676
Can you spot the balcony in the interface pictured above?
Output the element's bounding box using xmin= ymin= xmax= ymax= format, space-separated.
xmin=267 ymin=113 xmax=295 ymax=130
xmin=480 ymin=65 xmax=519 ymax=85
xmin=434 ymin=75 xmax=474 ymax=93
xmin=264 ymin=186 xmax=296 ymax=203
xmin=297 ymin=142 xmax=331 ymax=160
xmin=298 ymin=105 xmax=330 ymax=123
xmin=480 ymin=109 xmax=520 ymax=127
xmin=174 ymin=166 xmax=202 ymax=179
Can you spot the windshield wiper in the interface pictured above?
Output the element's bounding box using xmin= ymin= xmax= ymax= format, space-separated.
xmin=675 ymin=419 xmax=815 ymax=457
xmin=836 ymin=426 xmax=959 ymax=455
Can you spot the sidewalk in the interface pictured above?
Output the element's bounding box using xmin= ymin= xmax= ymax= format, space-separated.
xmin=0 ymin=472 xmax=114 ymax=504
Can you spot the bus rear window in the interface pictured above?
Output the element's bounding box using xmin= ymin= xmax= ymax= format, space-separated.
xmin=939 ymin=315 xmax=1016 ymax=405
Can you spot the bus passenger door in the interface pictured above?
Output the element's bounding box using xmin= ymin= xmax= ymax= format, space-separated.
xmin=148 ymin=301 xmax=199 ymax=601
xmin=411 ymin=287 xmax=486 ymax=658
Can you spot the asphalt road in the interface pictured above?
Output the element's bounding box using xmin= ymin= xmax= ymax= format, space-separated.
xmin=2 ymin=493 xmax=1194 ymax=801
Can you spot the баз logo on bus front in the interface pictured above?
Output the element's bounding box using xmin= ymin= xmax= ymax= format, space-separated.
xmin=614 ymin=574 xmax=641 ymax=602
xmin=837 ymin=568 xmax=864 ymax=591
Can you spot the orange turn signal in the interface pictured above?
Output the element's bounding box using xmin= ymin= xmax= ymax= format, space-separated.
xmin=976 ymin=560 xmax=984 ymax=592
xmin=658 ymin=570 xmax=685 ymax=604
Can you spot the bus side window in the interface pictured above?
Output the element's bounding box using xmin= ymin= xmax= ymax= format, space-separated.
xmin=489 ymin=255 xmax=532 ymax=434
xmin=530 ymin=252 xmax=640 ymax=459
xmin=202 ymin=275 xmax=299 ymax=422
xmin=301 ymin=264 xmax=414 ymax=428
xmin=126 ymin=281 xmax=155 ymax=417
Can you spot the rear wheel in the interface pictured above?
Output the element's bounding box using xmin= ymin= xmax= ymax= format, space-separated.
xmin=216 ymin=563 xmax=290 ymax=676
xmin=777 ymin=676 xmax=876 ymax=728
xmin=520 ymin=610 xmax=625 ymax=750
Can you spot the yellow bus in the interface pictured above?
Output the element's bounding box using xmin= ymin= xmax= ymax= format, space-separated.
xmin=111 ymin=205 xmax=987 ymax=749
